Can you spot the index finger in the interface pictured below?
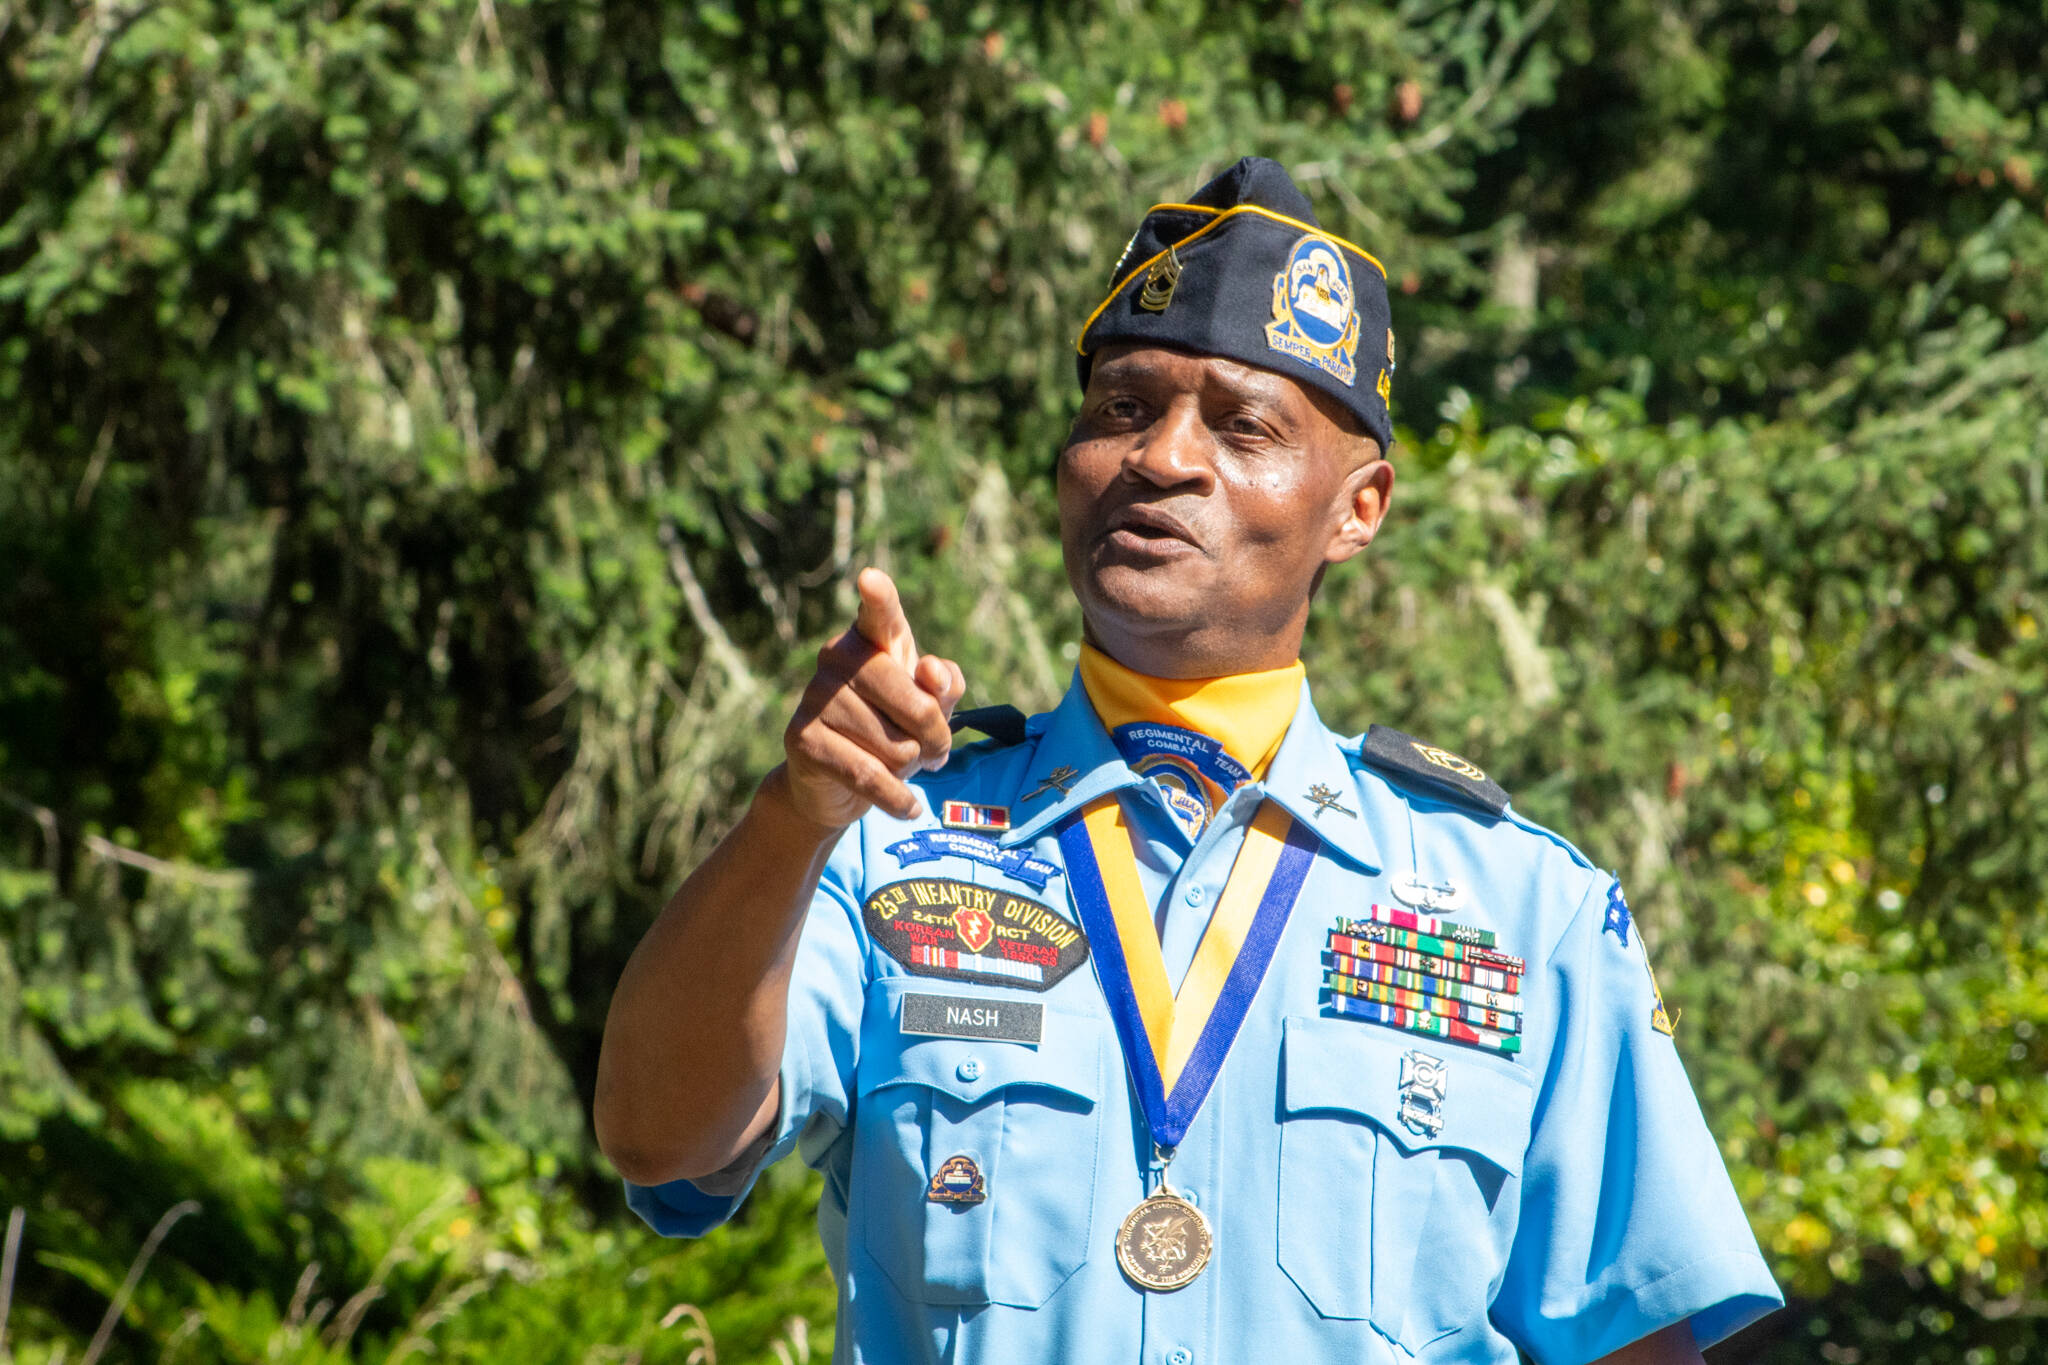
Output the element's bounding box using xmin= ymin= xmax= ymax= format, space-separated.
xmin=853 ymin=567 xmax=918 ymax=667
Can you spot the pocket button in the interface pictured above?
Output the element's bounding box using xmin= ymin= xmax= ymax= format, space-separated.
xmin=956 ymin=1057 xmax=983 ymax=1082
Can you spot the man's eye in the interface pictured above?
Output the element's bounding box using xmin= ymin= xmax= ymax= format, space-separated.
xmin=1101 ymin=398 xmax=1145 ymax=421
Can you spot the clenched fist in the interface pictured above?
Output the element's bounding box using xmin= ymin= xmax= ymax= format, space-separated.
xmin=780 ymin=568 xmax=967 ymax=829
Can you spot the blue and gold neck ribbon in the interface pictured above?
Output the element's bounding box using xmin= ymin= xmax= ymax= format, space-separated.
xmin=1058 ymin=795 xmax=1316 ymax=1148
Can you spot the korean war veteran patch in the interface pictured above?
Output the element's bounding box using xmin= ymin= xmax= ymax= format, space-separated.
xmin=864 ymin=877 xmax=1091 ymax=992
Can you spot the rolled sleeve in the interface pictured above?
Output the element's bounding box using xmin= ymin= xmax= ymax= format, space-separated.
xmin=624 ymin=826 xmax=870 ymax=1237
xmin=1494 ymin=877 xmax=1783 ymax=1364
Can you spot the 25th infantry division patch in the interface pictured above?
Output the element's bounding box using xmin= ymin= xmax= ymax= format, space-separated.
xmin=864 ymin=877 xmax=1090 ymax=992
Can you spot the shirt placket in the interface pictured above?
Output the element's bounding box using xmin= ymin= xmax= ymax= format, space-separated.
xmin=1154 ymin=784 xmax=1262 ymax=990
xmin=1137 ymin=784 xmax=1250 ymax=1365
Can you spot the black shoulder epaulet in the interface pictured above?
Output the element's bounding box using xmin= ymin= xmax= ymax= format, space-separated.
xmin=949 ymin=704 xmax=1029 ymax=748
xmin=1358 ymin=725 xmax=1509 ymax=818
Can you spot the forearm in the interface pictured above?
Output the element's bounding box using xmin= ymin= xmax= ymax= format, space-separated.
xmin=1589 ymin=1321 xmax=1704 ymax=1365
xmin=593 ymin=766 xmax=844 ymax=1186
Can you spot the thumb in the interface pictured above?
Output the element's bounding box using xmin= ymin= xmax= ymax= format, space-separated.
xmin=853 ymin=567 xmax=918 ymax=668
xmin=916 ymin=655 xmax=967 ymax=720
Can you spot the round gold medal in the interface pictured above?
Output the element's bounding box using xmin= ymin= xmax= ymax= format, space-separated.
xmin=1115 ymin=1191 xmax=1212 ymax=1291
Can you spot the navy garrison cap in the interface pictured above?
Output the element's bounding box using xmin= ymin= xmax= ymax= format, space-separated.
xmin=1077 ymin=156 xmax=1395 ymax=452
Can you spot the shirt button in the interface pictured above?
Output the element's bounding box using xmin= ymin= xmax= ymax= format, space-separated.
xmin=1169 ymin=1350 xmax=1192 ymax=1365
xmin=1184 ymin=885 xmax=1206 ymax=906
xmin=957 ymin=1058 xmax=983 ymax=1082
xmin=1181 ymin=1189 xmax=1198 ymax=1206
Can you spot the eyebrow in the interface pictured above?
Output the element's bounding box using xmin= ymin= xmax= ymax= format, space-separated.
xmin=1094 ymin=358 xmax=1294 ymax=410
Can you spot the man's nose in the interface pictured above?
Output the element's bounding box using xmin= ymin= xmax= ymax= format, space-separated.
xmin=1121 ymin=399 xmax=1214 ymax=490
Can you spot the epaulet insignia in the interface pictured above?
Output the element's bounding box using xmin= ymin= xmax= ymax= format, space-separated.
xmin=949 ymin=704 xmax=1029 ymax=748
xmin=1358 ymin=726 xmax=1509 ymax=818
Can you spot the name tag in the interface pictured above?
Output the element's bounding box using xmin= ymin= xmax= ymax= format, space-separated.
xmin=901 ymin=992 xmax=1044 ymax=1045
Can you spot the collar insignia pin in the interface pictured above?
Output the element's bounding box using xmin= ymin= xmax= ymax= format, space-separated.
xmin=1305 ymin=783 xmax=1355 ymax=818
xmin=1023 ymin=764 xmax=1080 ymax=802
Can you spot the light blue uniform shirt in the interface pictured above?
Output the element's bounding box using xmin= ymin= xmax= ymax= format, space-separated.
xmin=628 ymin=676 xmax=1782 ymax=1364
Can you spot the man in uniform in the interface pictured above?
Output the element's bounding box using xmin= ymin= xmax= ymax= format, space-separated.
xmin=595 ymin=157 xmax=1781 ymax=1364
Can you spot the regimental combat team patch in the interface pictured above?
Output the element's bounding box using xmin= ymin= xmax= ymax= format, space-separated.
xmin=886 ymin=828 xmax=1062 ymax=891
xmin=865 ymin=877 xmax=1090 ymax=992
xmin=1322 ymin=903 xmax=1526 ymax=1058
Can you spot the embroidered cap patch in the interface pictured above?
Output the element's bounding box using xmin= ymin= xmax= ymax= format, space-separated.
xmin=1265 ymin=234 xmax=1361 ymax=386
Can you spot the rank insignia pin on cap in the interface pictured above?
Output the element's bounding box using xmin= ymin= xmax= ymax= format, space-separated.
xmin=1078 ymin=156 xmax=1395 ymax=453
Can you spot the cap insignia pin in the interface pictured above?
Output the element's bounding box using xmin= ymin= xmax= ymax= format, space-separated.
xmin=1138 ymin=245 xmax=1183 ymax=312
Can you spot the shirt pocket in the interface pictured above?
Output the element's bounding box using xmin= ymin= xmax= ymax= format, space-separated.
xmin=1276 ymin=1014 xmax=1533 ymax=1350
xmin=851 ymin=980 xmax=1107 ymax=1309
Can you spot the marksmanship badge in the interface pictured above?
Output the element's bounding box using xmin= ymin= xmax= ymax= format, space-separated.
xmin=1397 ymin=1049 xmax=1449 ymax=1139
xmin=1265 ymin=234 xmax=1361 ymax=386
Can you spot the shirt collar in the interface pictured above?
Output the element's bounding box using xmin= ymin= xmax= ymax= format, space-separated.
xmin=1260 ymin=682 xmax=1382 ymax=874
xmin=1001 ymin=672 xmax=1383 ymax=875
xmin=1001 ymin=676 xmax=1135 ymax=845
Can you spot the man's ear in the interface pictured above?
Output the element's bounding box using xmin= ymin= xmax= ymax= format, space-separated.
xmin=1324 ymin=453 xmax=1395 ymax=566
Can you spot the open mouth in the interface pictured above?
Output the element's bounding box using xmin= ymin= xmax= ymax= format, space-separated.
xmin=1104 ymin=506 xmax=1199 ymax=554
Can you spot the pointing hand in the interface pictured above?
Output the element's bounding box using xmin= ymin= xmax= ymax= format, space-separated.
xmin=779 ymin=568 xmax=967 ymax=828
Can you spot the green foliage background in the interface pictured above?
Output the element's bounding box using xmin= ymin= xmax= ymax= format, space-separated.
xmin=2 ymin=0 xmax=2045 ymax=1359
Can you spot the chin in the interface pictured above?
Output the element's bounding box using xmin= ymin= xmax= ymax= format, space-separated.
xmin=1077 ymin=563 xmax=1209 ymax=641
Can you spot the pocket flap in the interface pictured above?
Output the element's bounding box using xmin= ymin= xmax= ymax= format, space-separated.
xmin=1281 ymin=1014 xmax=1532 ymax=1177
xmin=857 ymin=983 xmax=1103 ymax=1107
